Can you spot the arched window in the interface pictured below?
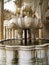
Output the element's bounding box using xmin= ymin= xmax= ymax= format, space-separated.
xmin=4 ymin=0 xmax=11 ymax=3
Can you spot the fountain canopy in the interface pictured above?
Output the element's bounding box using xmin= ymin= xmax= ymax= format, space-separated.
xmin=4 ymin=1 xmax=39 ymax=29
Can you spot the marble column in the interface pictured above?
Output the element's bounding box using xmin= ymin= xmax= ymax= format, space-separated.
xmin=0 ymin=0 xmax=4 ymax=40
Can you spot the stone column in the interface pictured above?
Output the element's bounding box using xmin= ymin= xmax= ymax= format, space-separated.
xmin=38 ymin=20 xmax=43 ymax=44
xmin=39 ymin=28 xmax=42 ymax=44
xmin=38 ymin=2 xmax=43 ymax=44
xmin=12 ymin=29 xmax=15 ymax=39
xmin=0 ymin=0 xmax=4 ymax=40
xmin=10 ymin=29 xmax=12 ymax=39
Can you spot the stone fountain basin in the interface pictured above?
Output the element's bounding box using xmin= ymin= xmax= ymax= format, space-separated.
xmin=0 ymin=43 xmax=48 ymax=65
xmin=5 ymin=45 xmax=35 ymax=65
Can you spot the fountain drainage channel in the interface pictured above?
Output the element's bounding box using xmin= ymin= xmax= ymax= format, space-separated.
xmin=0 ymin=39 xmax=49 ymax=65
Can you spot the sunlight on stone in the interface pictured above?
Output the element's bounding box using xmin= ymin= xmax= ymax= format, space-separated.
xmin=4 ymin=0 xmax=17 ymax=14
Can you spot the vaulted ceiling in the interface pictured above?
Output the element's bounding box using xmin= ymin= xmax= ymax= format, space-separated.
xmin=4 ymin=0 xmax=49 ymax=21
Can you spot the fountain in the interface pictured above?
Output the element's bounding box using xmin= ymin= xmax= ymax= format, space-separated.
xmin=7 ymin=1 xmax=39 ymax=45
xmin=3 ymin=0 xmax=48 ymax=65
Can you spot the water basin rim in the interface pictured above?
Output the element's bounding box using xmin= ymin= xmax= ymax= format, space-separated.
xmin=5 ymin=45 xmax=35 ymax=48
xmin=35 ymin=44 xmax=48 ymax=47
xmin=5 ymin=45 xmax=35 ymax=50
xmin=0 ymin=45 xmax=5 ymax=47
